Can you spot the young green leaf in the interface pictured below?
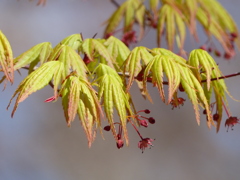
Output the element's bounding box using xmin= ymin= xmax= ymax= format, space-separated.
xmin=53 ymin=34 xmax=82 ymax=52
xmin=56 ymin=45 xmax=89 ymax=78
xmin=188 ymin=49 xmax=222 ymax=90
xmin=124 ymin=46 xmax=153 ymax=91
xmin=95 ymin=63 xmax=132 ymax=145
xmin=103 ymin=1 xmax=128 ymax=36
xmin=0 ymin=31 xmax=14 ymax=83
xmin=104 ymin=36 xmax=130 ymax=68
xmin=14 ymin=42 xmax=52 ymax=70
xmin=8 ymin=61 xmax=62 ymax=117
xmin=61 ymin=75 xmax=102 ymax=146
xmin=82 ymin=38 xmax=115 ymax=68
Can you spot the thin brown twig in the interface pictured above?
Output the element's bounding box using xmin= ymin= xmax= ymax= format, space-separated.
xmin=110 ymin=0 xmax=120 ymax=7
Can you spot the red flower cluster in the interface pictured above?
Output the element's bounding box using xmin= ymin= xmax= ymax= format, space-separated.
xmin=225 ymin=116 xmax=240 ymax=132
xmin=200 ymin=32 xmax=238 ymax=60
xmin=103 ymin=108 xmax=155 ymax=152
xmin=170 ymin=97 xmax=185 ymax=109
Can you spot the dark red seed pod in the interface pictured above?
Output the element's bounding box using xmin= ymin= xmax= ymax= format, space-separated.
xmin=224 ymin=52 xmax=232 ymax=60
xmin=179 ymin=84 xmax=185 ymax=92
xmin=144 ymin=109 xmax=151 ymax=114
xmin=140 ymin=120 xmax=148 ymax=127
xmin=104 ymin=125 xmax=111 ymax=131
xmin=200 ymin=45 xmax=207 ymax=51
xmin=214 ymin=50 xmax=221 ymax=57
xmin=213 ymin=113 xmax=219 ymax=121
xmin=148 ymin=117 xmax=155 ymax=124
xmin=116 ymin=139 xmax=124 ymax=149
xmin=203 ymin=109 xmax=207 ymax=115
xmin=208 ymin=47 xmax=212 ymax=53
xmin=230 ymin=32 xmax=238 ymax=39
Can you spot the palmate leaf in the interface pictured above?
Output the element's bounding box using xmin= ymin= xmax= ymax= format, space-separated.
xmin=124 ymin=46 xmax=153 ymax=91
xmin=143 ymin=49 xmax=213 ymax=126
xmin=54 ymin=45 xmax=88 ymax=78
xmin=60 ymin=76 xmax=102 ymax=146
xmin=180 ymin=66 xmax=213 ymax=127
xmin=52 ymin=34 xmax=82 ymax=52
xmin=198 ymin=0 xmax=237 ymax=33
xmin=48 ymin=34 xmax=83 ymax=63
xmin=103 ymin=1 xmax=128 ymax=36
xmin=188 ymin=49 xmax=222 ymax=90
xmin=143 ymin=54 xmax=181 ymax=103
xmin=196 ymin=8 xmax=232 ymax=54
xmin=14 ymin=42 xmax=52 ymax=71
xmin=82 ymin=38 xmax=115 ymax=68
xmin=183 ymin=0 xmax=198 ymax=39
xmin=0 ymin=31 xmax=14 ymax=83
xmin=157 ymin=3 xmax=186 ymax=51
xmin=48 ymin=44 xmax=89 ymax=97
xmin=104 ymin=0 xmax=146 ymax=38
xmin=8 ymin=61 xmax=62 ymax=117
xmin=190 ymin=50 xmax=230 ymax=131
xmin=104 ymin=36 xmax=130 ymax=69
xmin=95 ymin=64 xmax=132 ymax=145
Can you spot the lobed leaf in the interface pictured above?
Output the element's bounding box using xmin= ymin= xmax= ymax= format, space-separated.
xmin=143 ymin=54 xmax=181 ymax=103
xmin=124 ymin=46 xmax=153 ymax=91
xmin=188 ymin=49 xmax=222 ymax=90
xmin=56 ymin=45 xmax=89 ymax=78
xmin=104 ymin=36 xmax=130 ymax=69
xmin=82 ymin=38 xmax=115 ymax=68
xmin=143 ymin=50 xmax=213 ymax=126
xmin=8 ymin=61 xmax=62 ymax=117
xmin=14 ymin=42 xmax=52 ymax=71
xmin=53 ymin=34 xmax=82 ymax=52
xmin=103 ymin=1 xmax=128 ymax=36
xmin=61 ymin=76 xmax=102 ymax=146
xmin=196 ymin=8 xmax=231 ymax=53
xmin=0 ymin=31 xmax=14 ymax=83
xmin=95 ymin=64 xmax=132 ymax=145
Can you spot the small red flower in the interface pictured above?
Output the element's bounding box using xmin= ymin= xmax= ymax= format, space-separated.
xmin=116 ymin=139 xmax=124 ymax=149
xmin=116 ymin=134 xmax=124 ymax=149
xmin=121 ymin=31 xmax=137 ymax=47
xmin=225 ymin=116 xmax=240 ymax=132
xmin=213 ymin=113 xmax=219 ymax=122
xmin=170 ymin=97 xmax=185 ymax=109
xmin=138 ymin=138 xmax=154 ymax=153
xmin=214 ymin=50 xmax=221 ymax=57
xmin=199 ymin=45 xmax=207 ymax=51
xmin=139 ymin=119 xmax=148 ymax=127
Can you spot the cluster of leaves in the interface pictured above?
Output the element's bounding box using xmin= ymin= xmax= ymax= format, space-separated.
xmin=0 ymin=29 xmax=233 ymax=147
xmin=105 ymin=0 xmax=239 ymax=57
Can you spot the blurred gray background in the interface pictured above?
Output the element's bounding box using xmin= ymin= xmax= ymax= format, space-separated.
xmin=1 ymin=0 xmax=240 ymax=180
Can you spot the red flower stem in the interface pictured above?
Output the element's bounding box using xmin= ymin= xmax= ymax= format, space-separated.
xmin=129 ymin=120 xmax=143 ymax=140
xmin=221 ymin=98 xmax=231 ymax=118
xmin=139 ymin=115 xmax=148 ymax=120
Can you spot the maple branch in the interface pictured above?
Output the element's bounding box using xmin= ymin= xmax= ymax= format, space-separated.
xmin=21 ymin=66 xmax=240 ymax=88
xmin=128 ymin=72 xmax=240 ymax=84
xmin=201 ymin=72 xmax=240 ymax=82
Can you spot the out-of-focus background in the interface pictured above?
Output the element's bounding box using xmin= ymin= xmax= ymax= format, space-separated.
xmin=1 ymin=0 xmax=240 ymax=180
